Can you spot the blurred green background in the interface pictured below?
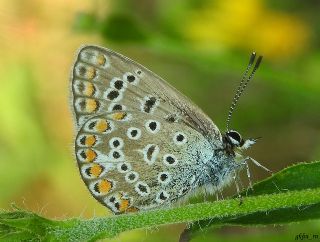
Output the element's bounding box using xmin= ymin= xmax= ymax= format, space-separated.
xmin=0 ymin=0 xmax=319 ymax=241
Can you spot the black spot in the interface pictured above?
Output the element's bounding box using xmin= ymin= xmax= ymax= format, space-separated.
xmin=113 ymin=151 xmax=120 ymax=159
xmin=137 ymin=70 xmax=142 ymax=74
xmin=166 ymin=116 xmax=175 ymax=123
xmin=160 ymin=173 xmax=168 ymax=181
xmin=79 ymin=99 xmax=86 ymax=109
xmin=121 ymin=164 xmax=128 ymax=171
xmin=176 ymin=134 xmax=184 ymax=142
xmin=144 ymin=97 xmax=157 ymax=113
xmin=88 ymin=121 xmax=96 ymax=129
xmin=77 ymin=82 xmax=85 ymax=93
xmin=166 ymin=156 xmax=175 ymax=164
xmin=85 ymin=167 xmax=91 ymax=176
xmin=80 ymin=150 xmax=87 ymax=159
xmin=94 ymin=183 xmax=100 ymax=193
xmin=147 ymin=145 xmax=156 ymax=161
xmin=114 ymin=202 xmax=120 ymax=210
xmin=109 ymin=197 xmax=115 ymax=202
xmin=138 ymin=184 xmax=147 ymax=193
xmin=131 ymin=129 xmax=138 ymax=137
xmin=114 ymin=80 xmax=123 ymax=90
xmin=107 ymin=90 xmax=119 ymax=100
xmin=90 ymin=85 xmax=96 ymax=96
xmin=159 ymin=192 xmax=167 ymax=200
xmin=80 ymin=136 xmax=86 ymax=145
xmin=181 ymin=187 xmax=189 ymax=195
xmin=112 ymin=104 xmax=123 ymax=111
xmin=113 ymin=140 xmax=120 ymax=147
xmin=127 ymin=75 xmax=136 ymax=82
xmin=93 ymin=100 xmax=100 ymax=112
xmin=128 ymin=173 xmax=136 ymax=180
xmin=79 ymin=66 xmax=86 ymax=76
xmin=148 ymin=121 xmax=157 ymax=131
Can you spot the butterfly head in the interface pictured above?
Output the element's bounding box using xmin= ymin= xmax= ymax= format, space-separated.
xmin=224 ymin=130 xmax=258 ymax=152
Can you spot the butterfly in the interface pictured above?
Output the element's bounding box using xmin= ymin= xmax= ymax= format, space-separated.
xmin=70 ymin=45 xmax=268 ymax=214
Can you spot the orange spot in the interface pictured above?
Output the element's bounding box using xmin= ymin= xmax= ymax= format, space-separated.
xmin=98 ymin=179 xmax=112 ymax=193
xmin=113 ymin=112 xmax=127 ymax=121
xmin=119 ymin=199 xmax=130 ymax=212
xmin=97 ymin=54 xmax=106 ymax=66
xmin=126 ymin=206 xmax=139 ymax=213
xmin=96 ymin=120 xmax=109 ymax=132
xmin=86 ymin=149 xmax=97 ymax=162
xmin=90 ymin=164 xmax=103 ymax=177
xmin=86 ymin=67 xmax=96 ymax=80
xmin=85 ymin=135 xmax=96 ymax=147
xmin=86 ymin=99 xmax=99 ymax=112
xmin=84 ymin=83 xmax=95 ymax=96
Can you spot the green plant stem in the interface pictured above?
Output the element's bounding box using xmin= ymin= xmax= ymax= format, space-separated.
xmin=1 ymin=161 xmax=320 ymax=241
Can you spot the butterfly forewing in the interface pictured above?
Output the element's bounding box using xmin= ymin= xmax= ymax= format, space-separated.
xmin=71 ymin=45 xmax=222 ymax=213
xmin=71 ymin=45 xmax=221 ymax=143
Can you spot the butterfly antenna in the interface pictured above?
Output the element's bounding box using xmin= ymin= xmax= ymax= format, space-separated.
xmin=226 ymin=52 xmax=263 ymax=131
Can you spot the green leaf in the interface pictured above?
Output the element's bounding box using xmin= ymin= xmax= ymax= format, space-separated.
xmin=0 ymin=161 xmax=319 ymax=242
xmin=184 ymin=161 xmax=320 ymax=241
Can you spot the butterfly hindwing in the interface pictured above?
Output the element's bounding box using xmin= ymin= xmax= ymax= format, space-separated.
xmin=74 ymin=110 xmax=213 ymax=213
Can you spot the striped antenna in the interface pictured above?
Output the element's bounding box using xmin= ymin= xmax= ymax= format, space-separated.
xmin=226 ymin=52 xmax=263 ymax=131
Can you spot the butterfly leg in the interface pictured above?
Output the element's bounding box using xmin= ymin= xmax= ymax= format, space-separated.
xmin=240 ymin=156 xmax=273 ymax=195
xmin=247 ymin=157 xmax=273 ymax=174
xmin=234 ymin=157 xmax=253 ymax=197
xmin=218 ymin=189 xmax=224 ymax=200
xmin=214 ymin=188 xmax=224 ymax=201
xmin=244 ymin=160 xmax=253 ymax=191
xmin=232 ymin=170 xmax=243 ymax=205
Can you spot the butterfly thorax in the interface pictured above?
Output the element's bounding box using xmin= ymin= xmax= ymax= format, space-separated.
xmin=195 ymin=130 xmax=255 ymax=194
xmin=194 ymin=148 xmax=239 ymax=195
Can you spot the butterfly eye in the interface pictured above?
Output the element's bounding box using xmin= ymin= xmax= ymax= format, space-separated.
xmin=226 ymin=130 xmax=242 ymax=145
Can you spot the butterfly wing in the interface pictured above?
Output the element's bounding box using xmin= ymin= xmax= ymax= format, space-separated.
xmin=75 ymin=110 xmax=213 ymax=213
xmin=71 ymin=45 xmax=223 ymax=213
xmin=70 ymin=45 xmax=222 ymax=147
